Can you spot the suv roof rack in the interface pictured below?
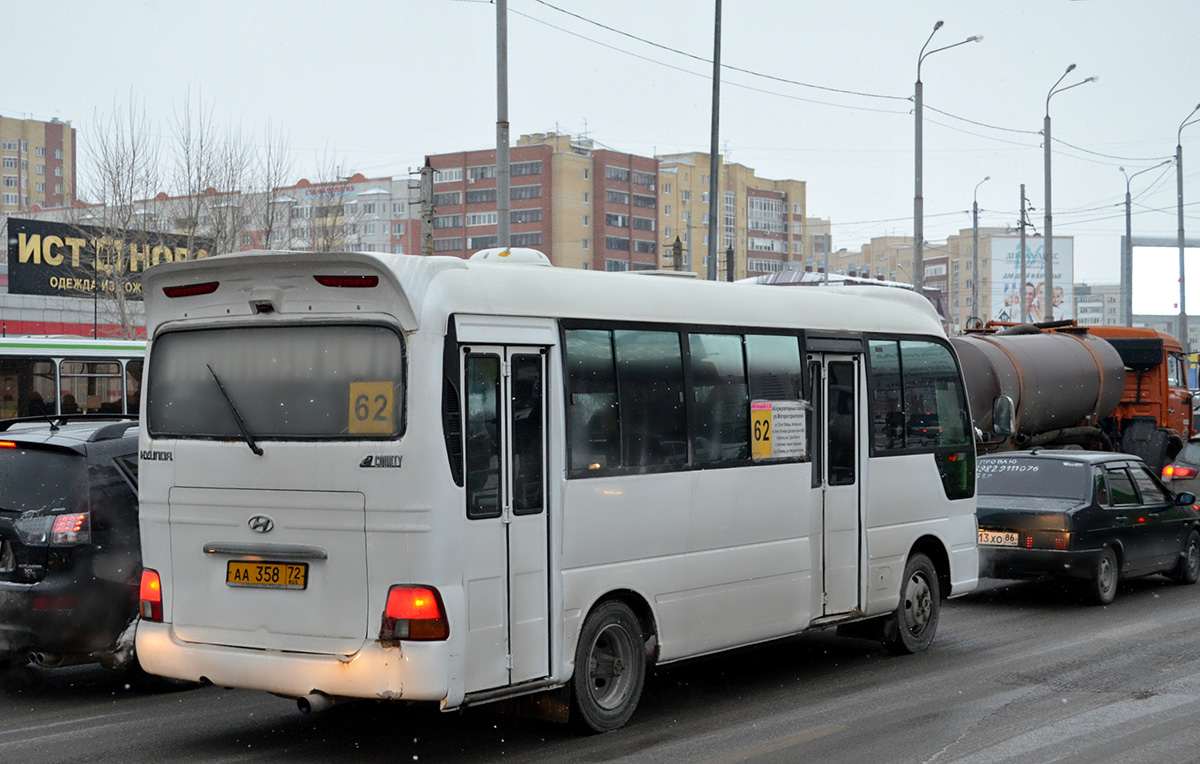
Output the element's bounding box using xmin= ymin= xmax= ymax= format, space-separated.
xmin=0 ymin=414 xmax=138 ymax=434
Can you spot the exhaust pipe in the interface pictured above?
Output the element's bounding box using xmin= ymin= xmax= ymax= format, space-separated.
xmin=29 ymin=652 xmax=65 ymax=668
xmin=297 ymin=692 xmax=336 ymax=714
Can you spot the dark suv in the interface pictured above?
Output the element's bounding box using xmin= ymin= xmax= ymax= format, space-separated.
xmin=0 ymin=416 xmax=141 ymax=674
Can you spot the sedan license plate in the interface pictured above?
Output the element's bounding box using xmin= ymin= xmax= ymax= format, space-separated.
xmin=226 ymin=560 xmax=308 ymax=590
xmin=978 ymin=529 xmax=1019 ymax=547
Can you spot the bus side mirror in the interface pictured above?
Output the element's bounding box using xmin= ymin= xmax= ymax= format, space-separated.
xmin=992 ymin=396 xmax=1015 ymax=438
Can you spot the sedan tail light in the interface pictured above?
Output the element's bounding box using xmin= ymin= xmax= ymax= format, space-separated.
xmin=1163 ymin=465 xmax=1199 ymax=481
xmin=1024 ymin=531 xmax=1071 ymax=551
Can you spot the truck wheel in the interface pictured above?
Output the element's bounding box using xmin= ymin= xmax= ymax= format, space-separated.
xmin=569 ymin=600 xmax=645 ymax=733
xmin=884 ymin=553 xmax=940 ymax=655
xmin=1089 ymin=547 xmax=1119 ymax=605
xmin=1171 ymin=531 xmax=1200 ymax=585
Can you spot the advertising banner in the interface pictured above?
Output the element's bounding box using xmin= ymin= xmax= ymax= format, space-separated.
xmin=6 ymin=217 xmax=211 ymax=300
xmin=989 ymin=236 xmax=1074 ymax=323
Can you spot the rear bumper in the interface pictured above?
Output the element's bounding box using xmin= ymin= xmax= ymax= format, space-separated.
xmin=135 ymin=620 xmax=451 ymax=703
xmin=979 ymin=545 xmax=1103 ymax=581
xmin=0 ymin=579 xmax=135 ymax=659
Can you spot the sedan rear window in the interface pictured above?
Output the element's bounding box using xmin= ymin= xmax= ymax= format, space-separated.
xmin=977 ymin=457 xmax=1089 ymax=500
xmin=147 ymin=324 xmax=405 ymax=440
xmin=0 ymin=448 xmax=88 ymax=515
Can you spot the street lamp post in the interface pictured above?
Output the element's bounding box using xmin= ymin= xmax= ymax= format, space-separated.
xmin=972 ymin=175 xmax=990 ymax=323
xmin=914 ymin=21 xmax=981 ymax=294
xmin=1043 ymin=64 xmax=1097 ymax=324
xmin=1122 ymin=160 xmax=1173 ymax=327
xmin=1177 ymin=103 xmax=1200 ymax=352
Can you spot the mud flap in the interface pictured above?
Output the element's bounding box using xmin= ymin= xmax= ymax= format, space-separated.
xmin=1122 ymin=417 xmax=1170 ymax=473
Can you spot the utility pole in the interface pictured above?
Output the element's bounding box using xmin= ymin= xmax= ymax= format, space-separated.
xmin=420 ymin=160 xmax=434 ymax=257
xmin=1018 ymin=184 xmax=1028 ymax=324
xmin=496 ymin=0 xmax=511 ymax=249
xmin=706 ymin=0 xmax=722 ymax=281
xmin=725 ymin=245 xmax=734 ymax=283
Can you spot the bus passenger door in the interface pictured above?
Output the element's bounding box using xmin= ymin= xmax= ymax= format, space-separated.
xmin=812 ymin=353 xmax=862 ymax=617
xmin=462 ymin=346 xmax=550 ymax=692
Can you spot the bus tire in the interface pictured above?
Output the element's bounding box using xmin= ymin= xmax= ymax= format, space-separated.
xmin=884 ymin=553 xmax=940 ymax=655
xmin=569 ymin=600 xmax=645 ymax=733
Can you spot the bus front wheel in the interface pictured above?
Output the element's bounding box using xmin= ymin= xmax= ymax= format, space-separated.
xmin=569 ymin=600 xmax=646 ymax=733
xmin=884 ymin=553 xmax=940 ymax=655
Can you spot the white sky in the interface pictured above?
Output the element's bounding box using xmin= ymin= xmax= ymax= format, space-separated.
xmin=5 ymin=0 xmax=1199 ymax=287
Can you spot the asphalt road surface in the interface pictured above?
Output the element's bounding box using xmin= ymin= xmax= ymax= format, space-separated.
xmin=6 ymin=576 xmax=1200 ymax=764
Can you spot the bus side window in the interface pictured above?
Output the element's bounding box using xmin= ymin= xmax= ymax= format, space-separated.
xmin=565 ymin=330 xmax=620 ymax=472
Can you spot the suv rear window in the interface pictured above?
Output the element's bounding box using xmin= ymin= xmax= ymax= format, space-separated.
xmin=0 ymin=447 xmax=88 ymax=515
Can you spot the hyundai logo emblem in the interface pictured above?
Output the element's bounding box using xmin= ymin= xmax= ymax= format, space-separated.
xmin=248 ymin=515 xmax=275 ymax=534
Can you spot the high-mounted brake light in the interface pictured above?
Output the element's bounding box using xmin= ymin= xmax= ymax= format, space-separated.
xmin=1163 ymin=465 xmax=1199 ymax=481
xmin=163 ymin=281 xmax=220 ymax=298
xmin=0 ymin=441 xmax=15 ymax=448
xmin=140 ymin=569 xmax=163 ymax=622
xmin=50 ymin=512 xmax=90 ymax=546
xmin=379 ymin=585 xmax=449 ymax=641
xmin=314 ymin=275 xmax=379 ymax=288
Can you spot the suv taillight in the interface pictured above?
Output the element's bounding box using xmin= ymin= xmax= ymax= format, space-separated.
xmin=140 ymin=569 xmax=163 ymax=621
xmin=379 ymin=585 xmax=449 ymax=641
xmin=51 ymin=513 xmax=90 ymax=545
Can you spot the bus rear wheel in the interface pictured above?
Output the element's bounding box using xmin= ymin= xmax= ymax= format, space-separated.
xmin=570 ymin=600 xmax=645 ymax=733
xmin=884 ymin=553 xmax=940 ymax=655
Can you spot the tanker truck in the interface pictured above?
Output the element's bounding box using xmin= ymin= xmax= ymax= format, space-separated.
xmin=951 ymin=321 xmax=1193 ymax=472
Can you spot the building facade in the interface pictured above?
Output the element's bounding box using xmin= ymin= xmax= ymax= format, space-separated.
xmin=0 ymin=115 xmax=77 ymax=214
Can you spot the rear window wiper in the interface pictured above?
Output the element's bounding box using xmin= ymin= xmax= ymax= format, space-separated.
xmin=207 ymin=364 xmax=264 ymax=456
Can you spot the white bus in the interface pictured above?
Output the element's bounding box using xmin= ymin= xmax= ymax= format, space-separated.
xmin=0 ymin=336 xmax=145 ymax=419
xmin=135 ymin=248 xmax=978 ymax=731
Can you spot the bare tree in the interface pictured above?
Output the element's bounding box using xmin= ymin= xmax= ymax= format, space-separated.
xmin=252 ymin=121 xmax=295 ymax=250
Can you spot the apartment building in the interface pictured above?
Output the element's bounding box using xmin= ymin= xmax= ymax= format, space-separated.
xmin=0 ymin=115 xmax=76 ymax=213
xmin=657 ymin=153 xmax=805 ymax=280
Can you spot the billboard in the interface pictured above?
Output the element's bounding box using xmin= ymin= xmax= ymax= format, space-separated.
xmin=989 ymin=236 xmax=1074 ymax=323
xmin=1131 ymin=244 xmax=1200 ymax=315
xmin=6 ymin=217 xmax=211 ymax=300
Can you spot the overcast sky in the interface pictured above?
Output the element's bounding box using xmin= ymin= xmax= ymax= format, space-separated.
xmin=5 ymin=0 xmax=1199 ymax=290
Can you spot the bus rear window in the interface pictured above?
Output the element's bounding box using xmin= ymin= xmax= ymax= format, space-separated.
xmin=147 ymin=325 xmax=404 ymax=440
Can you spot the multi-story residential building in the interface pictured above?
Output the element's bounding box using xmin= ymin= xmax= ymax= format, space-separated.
xmin=425 ymin=132 xmax=657 ymax=270
xmin=1075 ymin=283 xmax=1122 ymax=327
xmin=0 ymin=115 xmax=77 ymax=213
xmin=268 ymin=174 xmax=419 ymax=255
xmin=656 ymin=153 xmax=805 ymax=280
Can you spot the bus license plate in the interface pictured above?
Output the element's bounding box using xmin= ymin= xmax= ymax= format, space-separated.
xmin=978 ymin=530 xmax=1019 ymax=547
xmin=226 ymin=561 xmax=308 ymax=590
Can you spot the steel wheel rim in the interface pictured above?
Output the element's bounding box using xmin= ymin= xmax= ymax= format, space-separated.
xmin=585 ymin=622 xmax=637 ymax=711
xmin=902 ymin=571 xmax=933 ymax=635
xmin=1098 ymin=555 xmax=1116 ymax=596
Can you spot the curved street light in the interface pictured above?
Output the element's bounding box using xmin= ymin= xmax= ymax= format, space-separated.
xmin=1043 ymin=64 xmax=1097 ymax=324
xmin=1121 ymin=160 xmax=1173 ymax=326
xmin=1177 ymin=103 xmax=1200 ymax=350
xmin=971 ymin=175 xmax=990 ymax=322
xmin=914 ymin=21 xmax=982 ymax=294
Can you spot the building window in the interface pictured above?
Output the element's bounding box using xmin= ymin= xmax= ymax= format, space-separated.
xmin=664 ymin=226 xmax=671 ymax=238
xmin=2 ymin=193 xmax=17 ymax=205
xmin=54 ymin=148 xmax=63 ymax=159
xmin=2 ymin=158 xmax=14 ymax=169
xmin=36 ymin=165 xmax=44 ymax=175
xmin=392 ymin=201 xmax=406 ymax=215
xmin=392 ymin=222 xmax=406 ymax=236
xmin=582 ymin=238 xmax=589 ymax=250
xmin=241 ymin=233 xmax=253 ymax=246
xmin=682 ymin=190 xmax=691 ymax=203
xmin=392 ymin=244 xmax=406 ymax=254
xmin=2 ymin=176 xmax=16 ymax=187
xmin=54 ymin=167 xmax=62 ymax=177
xmin=434 ymin=214 xmax=463 ymax=229
xmin=634 ymin=240 xmax=656 ymax=254
xmin=633 ymin=216 xmax=655 ymax=232
xmin=365 ymin=223 xmax=376 ymax=235
xmin=606 ymin=212 xmax=629 ymax=228
xmin=663 ymin=182 xmax=671 ymax=193
xmin=583 ymin=168 xmax=590 ymax=179
xmin=632 ymin=194 xmax=655 ymax=209
xmin=467 ymin=188 xmax=497 ymax=204
xmin=35 ymin=146 xmax=45 ymax=157
xmin=468 ymin=235 xmax=498 ymax=249
xmin=1 ymin=139 xmax=16 ymax=151
xmin=665 ymin=204 xmax=671 ymax=216
xmin=511 ymin=208 xmax=542 ymax=224
xmin=582 ymin=215 xmax=589 ymax=227
xmin=511 ymin=184 xmax=542 ymax=200
xmin=605 ymin=259 xmax=630 ymax=272
xmin=512 ymin=232 xmax=542 ymax=247
xmin=362 ymin=202 xmax=377 ymax=215
xmin=434 ymin=168 xmax=463 ymax=183
xmin=605 ymin=236 xmax=631 ymax=251
xmin=605 ymin=190 xmax=629 ymax=205
xmin=433 ymin=237 xmax=464 ymax=251
xmin=702 ymin=192 xmax=709 ymax=203
xmin=35 ymin=182 xmax=44 ymax=192
xmin=583 ymin=191 xmax=589 ymax=203
xmin=748 ymin=196 xmax=785 ymax=233
xmin=511 ymin=160 xmax=542 ymax=176
xmin=468 ymin=164 xmax=497 ymax=181
xmin=633 ymin=170 xmax=655 ymax=187
xmin=466 ymin=211 xmax=499 ymax=227
xmin=747 ymin=258 xmax=784 ymax=273
xmin=606 ymin=166 xmax=630 ymax=183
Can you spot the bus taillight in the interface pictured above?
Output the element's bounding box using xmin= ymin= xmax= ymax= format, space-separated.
xmin=379 ymin=585 xmax=448 ymax=641
xmin=140 ymin=569 xmax=163 ymax=622
xmin=163 ymin=281 xmax=220 ymax=298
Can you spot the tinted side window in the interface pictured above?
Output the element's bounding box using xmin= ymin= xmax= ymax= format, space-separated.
xmin=867 ymin=339 xmax=970 ymax=453
xmin=1093 ymin=468 xmax=1109 ymax=506
xmin=689 ymin=333 xmax=749 ymax=463
xmin=1107 ymin=468 xmax=1139 ymax=506
xmin=565 ymin=330 xmax=620 ymax=471
xmin=867 ymin=340 xmax=903 ymax=451
xmin=1132 ymin=465 xmax=1171 ymax=505
xmin=615 ymin=330 xmax=686 ymax=468
xmin=745 ymin=335 xmax=802 ymax=400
